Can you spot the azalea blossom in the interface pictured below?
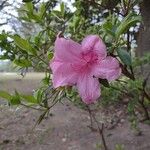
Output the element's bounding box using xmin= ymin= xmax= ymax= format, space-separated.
xmin=50 ymin=34 xmax=121 ymax=104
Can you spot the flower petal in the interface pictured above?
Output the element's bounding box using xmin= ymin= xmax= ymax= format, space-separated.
xmin=50 ymin=58 xmax=78 ymax=88
xmin=81 ymin=35 xmax=107 ymax=59
xmin=77 ymin=74 xmax=100 ymax=104
xmin=93 ymin=56 xmax=121 ymax=81
xmin=54 ymin=36 xmax=82 ymax=62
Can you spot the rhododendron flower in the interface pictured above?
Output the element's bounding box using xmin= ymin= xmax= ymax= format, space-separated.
xmin=50 ymin=34 xmax=121 ymax=104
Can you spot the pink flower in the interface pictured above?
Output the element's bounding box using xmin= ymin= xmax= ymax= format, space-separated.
xmin=50 ymin=34 xmax=121 ymax=104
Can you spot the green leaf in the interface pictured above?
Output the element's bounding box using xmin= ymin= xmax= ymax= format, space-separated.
xmin=98 ymin=79 xmax=110 ymax=88
xmin=116 ymin=13 xmax=141 ymax=38
xmin=52 ymin=10 xmax=62 ymax=19
xmin=34 ymin=89 xmax=43 ymax=103
xmin=42 ymin=76 xmax=50 ymax=85
xmin=13 ymin=59 xmax=32 ymax=67
xmin=21 ymin=95 xmax=38 ymax=104
xmin=10 ymin=91 xmax=21 ymax=105
xmin=39 ymin=3 xmax=46 ymax=19
xmin=117 ymin=48 xmax=132 ymax=66
xmin=60 ymin=2 xmax=65 ymax=16
xmin=0 ymin=91 xmax=12 ymax=100
xmin=12 ymin=35 xmax=36 ymax=55
xmin=47 ymin=51 xmax=53 ymax=60
xmin=27 ymin=11 xmax=41 ymax=22
xmin=0 ymin=34 xmax=7 ymax=41
xmin=10 ymin=97 xmax=21 ymax=105
xmin=102 ymin=21 xmax=116 ymax=37
xmin=73 ymin=16 xmax=80 ymax=30
xmin=0 ymin=55 xmax=10 ymax=60
xmin=10 ymin=95 xmax=21 ymax=105
xmin=26 ymin=2 xmax=33 ymax=12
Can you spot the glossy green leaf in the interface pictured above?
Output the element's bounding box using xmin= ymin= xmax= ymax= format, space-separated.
xmin=116 ymin=13 xmax=141 ymax=38
xmin=60 ymin=2 xmax=65 ymax=16
xmin=27 ymin=12 xmax=41 ymax=22
xmin=13 ymin=59 xmax=32 ymax=67
xmin=73 ymin=16 xmax=80 ymax=30
xmin=39 ymin=3 xmax=46 ymax=19
xmin=21 ymin=95 xmax=38 ymax=104
xmin=117 ymin=48 xmax=132 ymax=66
xmin=102 ymin=21 xmax=116 ymax=37
xmin=52 ymin=10 xmax=62 ymax=19
xmin=12 ymin=35 xmax=36 ymax=55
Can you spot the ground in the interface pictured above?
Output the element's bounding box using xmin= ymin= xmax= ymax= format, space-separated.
xmin=0 ymin=73 xmax=150 ymax=150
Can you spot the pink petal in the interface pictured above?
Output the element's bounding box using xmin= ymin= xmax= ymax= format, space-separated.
xmin=50 ymin=58 xmax=78 ymax=88
xmin=54 ymin=36 xmax=82 ymax=62
xmin=93 ymin=56 xmax=121 ymax=81
xmin=77 ymin=74 xmax=100 ymax=104
xmin=81 ymin=35 xmax=107 ymax=60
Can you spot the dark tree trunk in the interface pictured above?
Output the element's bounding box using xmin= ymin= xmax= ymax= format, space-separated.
xmin=137 ymin=0 xmax=150 ymax=56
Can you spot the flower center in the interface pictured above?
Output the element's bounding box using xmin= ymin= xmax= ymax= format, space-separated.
xmin=71 ymin=51 xmax=98 ymax=73
xmin=81 ymin=51 xmax=98 ymax=65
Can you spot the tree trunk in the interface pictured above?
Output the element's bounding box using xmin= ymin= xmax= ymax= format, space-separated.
xmin=137 ymin=0 xmax=150 ymax=56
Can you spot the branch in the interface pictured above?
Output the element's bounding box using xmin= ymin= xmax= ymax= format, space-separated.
xmin=0 ymin=22 xmax=8 ymax=26
xmin=0 ymin=1 xmax=10 ymax=11
xmin=86 ymin=106 xmax=108 ymax=150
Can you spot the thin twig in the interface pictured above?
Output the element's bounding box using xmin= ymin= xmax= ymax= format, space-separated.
xmin=138 ymin=91 xmax=150 ymax=121
xmin=86 ymin=106 xmax=108 ymax=150
xmin=36 ymin=55 xmax=49 ymax=66
xmin=20 ymin=103 xmax=45 ymax=111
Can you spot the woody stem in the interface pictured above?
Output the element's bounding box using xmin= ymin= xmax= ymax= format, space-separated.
xmin=86 ymin=106 xmax=108 ymax=150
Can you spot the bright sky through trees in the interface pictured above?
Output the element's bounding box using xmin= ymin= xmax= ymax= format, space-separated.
xmin=0 ymin=0 xmax=75 ymax=32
